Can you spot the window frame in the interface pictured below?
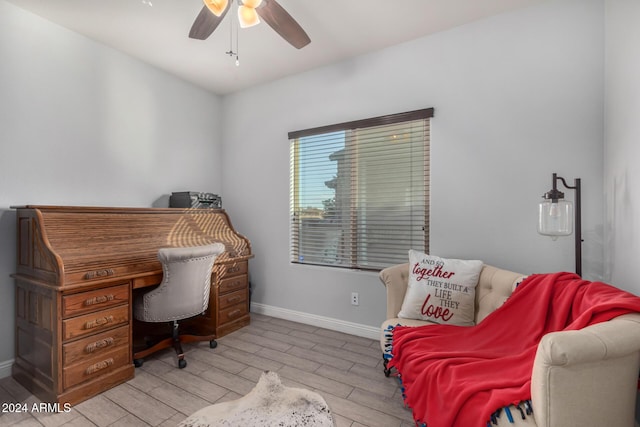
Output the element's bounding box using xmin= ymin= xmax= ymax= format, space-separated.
xmin=289 ymin=108 xmax=434 ymax=271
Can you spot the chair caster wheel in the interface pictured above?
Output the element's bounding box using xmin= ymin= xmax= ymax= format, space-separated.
xmin=209 ymin=340 xmax=217 ymax=349
xmin=178 ymin=359 xmax=187 ymax=369
xmin=134 ymin=359 xmax=144 ymax=368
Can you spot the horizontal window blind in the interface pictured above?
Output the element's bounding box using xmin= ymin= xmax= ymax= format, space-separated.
xmin=289 ymin=108 xmax=432 ymax=270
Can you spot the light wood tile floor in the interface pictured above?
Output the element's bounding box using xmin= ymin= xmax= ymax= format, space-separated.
xmin=0 ymin=314 xmax=415 ymax=427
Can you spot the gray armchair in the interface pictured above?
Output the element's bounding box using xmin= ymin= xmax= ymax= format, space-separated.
xmin=133 ymin=243 xmax=224 ymax=368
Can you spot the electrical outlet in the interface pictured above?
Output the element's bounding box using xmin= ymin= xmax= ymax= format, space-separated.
xmin=351 ymin=292 xmax=359 ymax=306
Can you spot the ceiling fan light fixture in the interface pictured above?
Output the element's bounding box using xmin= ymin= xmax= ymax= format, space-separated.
xmin=238 ymin=5 xmax=260 ymax=28
xmin=203 ymin=0 xmax=228 ymax=17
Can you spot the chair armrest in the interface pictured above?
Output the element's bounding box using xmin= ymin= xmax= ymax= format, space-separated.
xmin=379 ymin=263 xmax=410 ymax=320
xmin=531 ymin=314 xmax=640 ymax=427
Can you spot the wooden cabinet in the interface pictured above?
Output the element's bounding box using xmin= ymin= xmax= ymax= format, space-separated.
xmin=214 ymin=260 xmax=250 ymax=337
xmin=14 ymin=279 xmax=134 ymax=406
xmin=12 ymin=206 xmax=252 ymax=406
xmin=61 ymin=284 xmax=131 ymax=390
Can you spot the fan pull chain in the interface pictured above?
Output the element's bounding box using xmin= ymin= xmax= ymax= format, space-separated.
xmin=225 ymin=1 xmax=240 ymax=66
xmin=235 ymin=9 xmax=240 ymax=67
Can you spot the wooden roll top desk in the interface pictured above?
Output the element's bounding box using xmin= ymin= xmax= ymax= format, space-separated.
xmin=11 ymin=205 xmax=253 ymax=406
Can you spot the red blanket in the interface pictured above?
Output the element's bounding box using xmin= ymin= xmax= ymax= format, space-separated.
xmin=388 ymin=272 xmax=640 ymax=427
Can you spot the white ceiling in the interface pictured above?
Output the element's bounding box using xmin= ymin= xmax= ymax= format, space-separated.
xmin=6 ymin=0 xmax=547 ymax=95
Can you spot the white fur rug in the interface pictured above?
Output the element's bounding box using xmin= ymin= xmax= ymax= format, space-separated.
xmin=179 ymin=371 xmax=336 ymax=427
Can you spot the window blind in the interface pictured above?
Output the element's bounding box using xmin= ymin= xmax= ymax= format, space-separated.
xmin=289 ymin=108 xmax=433 ymax=270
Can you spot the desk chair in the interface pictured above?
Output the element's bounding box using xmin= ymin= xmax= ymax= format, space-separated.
xmin=133 ymin=243 xmax=224 ymax=369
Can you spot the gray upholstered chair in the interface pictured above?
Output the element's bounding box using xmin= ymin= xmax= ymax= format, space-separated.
xmin=133 ymin=243 xmax=224 ymax=369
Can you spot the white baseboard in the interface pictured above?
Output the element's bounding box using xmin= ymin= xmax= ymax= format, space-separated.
xmin=0 ymin=358 xmax=14 ymax=379
xmin=251 ymin=303 xmax=380 ymax=340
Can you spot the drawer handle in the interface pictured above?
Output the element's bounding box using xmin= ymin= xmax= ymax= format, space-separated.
xmin=85 ymin=315 xmax=114 ymax=330
xmin=85 ymin=358 xmax=114 ymax=375
xmin=84 ymin=269 xmax=115 ymax=280
xmin=222 ymin=280 xmax=242 ymax=290
xmin=226 ymin=296 xmax=242 ymax=304
xmin=227 ymin=266 xmax=241 ymax=274
xmin=85 ymin=337 xmax=115 ymax=353
xmin=84 ymin=294 xmax=115 ymax=307
xmin=227 ymin=309 xmax=242 ymax=319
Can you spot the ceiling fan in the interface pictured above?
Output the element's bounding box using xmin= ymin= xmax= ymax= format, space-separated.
xmin=189 ymin=0 xmax=311 ymax=49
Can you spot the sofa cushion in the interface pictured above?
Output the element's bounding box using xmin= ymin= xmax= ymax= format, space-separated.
xmin=398 ymin=251 xmax=483 ymax=326
xmin=475 ymin=266 xmax=527 ymax=323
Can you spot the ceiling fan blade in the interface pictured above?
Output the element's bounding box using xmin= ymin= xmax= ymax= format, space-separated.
xmin=189 ymin=4 xmax=229 ymax=40
xmin=256 ymin=0 xmax=310 ymax=49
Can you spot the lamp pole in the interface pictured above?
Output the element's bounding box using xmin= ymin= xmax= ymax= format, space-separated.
xmin=549 ymin=173 xmax=582 ymax=276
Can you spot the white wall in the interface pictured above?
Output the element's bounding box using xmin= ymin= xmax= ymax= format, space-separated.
xmin=0 ymin=0 xmax=612 ymax=377
xmin=222 ymin=0 xmax=605 ymax=331
xmin=0 ymin=1 xmax=223 ymax=373
xmin=604 ymin=0 xmax=640 ymax=294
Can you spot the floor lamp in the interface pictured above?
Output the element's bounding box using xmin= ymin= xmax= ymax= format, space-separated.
xmin=537 ymin=173 xmax=582 ymax=276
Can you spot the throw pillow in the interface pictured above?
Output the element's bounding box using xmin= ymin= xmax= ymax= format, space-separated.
xmin=398 ymin=250 xmax=483 ymax=326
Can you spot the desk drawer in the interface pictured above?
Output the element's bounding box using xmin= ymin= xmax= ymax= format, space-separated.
xmin=63 ymin=284 xmax=129 ymax=318
xmin=132 ymin=274 xmax=162 ymax=290
xmin=62 ymin=305 xmax=129 ymax=341
xmin=219 ymin=289 xmax=247 ymax=310
xmin=63 ymin=345 xmax=130 ymax=389
xmin=219 ymin=274 xmax=247 ymax=294
xmin=219 ymin=303 xmax=248 ymax=325
xmin=63 ymin=325 xmax=129 ymax=366
xmin=216 ymin=261 xmax=248 ymax=281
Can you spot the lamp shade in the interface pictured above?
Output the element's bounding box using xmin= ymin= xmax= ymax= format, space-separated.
xmin=238 ymin=5 xmax=260 ymax=28
xmin=203 ymin=0 xmax=228 ymax=16
xmin=242 ymin=0 xmax=263 ymax=8
xmin=538 ymin=199 xmax=573 ymax=238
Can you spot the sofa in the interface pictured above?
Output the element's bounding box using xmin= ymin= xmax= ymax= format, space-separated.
xmin=379 ymin=263 xmax=640 ymax=427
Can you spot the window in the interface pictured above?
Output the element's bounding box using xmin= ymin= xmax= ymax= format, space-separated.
xmin=289 ymin=108 xmax=433 ymax=270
